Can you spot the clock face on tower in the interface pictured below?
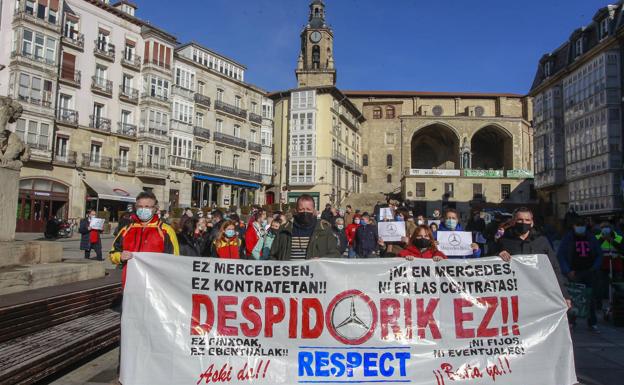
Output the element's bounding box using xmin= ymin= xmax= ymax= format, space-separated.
xmin=310 ymin=31 xmax=322 ymax=43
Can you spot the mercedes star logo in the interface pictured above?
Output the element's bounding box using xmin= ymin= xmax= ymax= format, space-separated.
xmin=326 ymin=290 xmax=378 ymax=345
xmin=448 ymin=233 xmax=461 ymax=246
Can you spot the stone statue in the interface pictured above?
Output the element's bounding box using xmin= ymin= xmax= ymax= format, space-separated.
xmin=0 ymin=96 xmax=29 ymax=171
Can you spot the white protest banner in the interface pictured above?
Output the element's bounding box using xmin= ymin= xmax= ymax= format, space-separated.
xmin=121 ymin=254 xmax=576 ymax=385
xmin=378 ymin=221 xmax=406 ymax=242
xmin=89 ymin=217 xmax=105 ymax=230
xmin=437 ymin=231 xmax=474 ymax=256
xmin=379 ymin=207 xmax=394 ymax=221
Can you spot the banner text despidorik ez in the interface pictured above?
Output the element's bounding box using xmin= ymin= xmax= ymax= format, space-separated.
xmin=120 ymin=254 xmax=576 ymax=385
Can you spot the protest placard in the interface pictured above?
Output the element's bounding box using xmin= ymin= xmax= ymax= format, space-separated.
xmin=378 ymin=221 xmax=406 ymax=242
xmin=436 ymin=231 xmax=474 ymax=256
xmin=89 ymin=217 xmax=105 ymax=230
xmin=120 ymin=254 xmax=576 ymax=385
xmin=379 ymin=207 xmax=394 ymax=221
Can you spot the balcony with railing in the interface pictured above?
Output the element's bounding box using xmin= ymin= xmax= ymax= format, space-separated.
xmin=28 ymin=142 xmax=52 ymax=162
xmin=143 ymin=59 xmax=171 ymax=76
xmin=91 ymin=76 xmax=112 ymax=97
xmin=114 ymin=159 xmax=136 ymax=175
xmin=331 ymin=151 xmax=347 ymax=165
xmin=141 ymin=91 xmax=169 ymax=104
xmin=81 ymin=154 xmax=113 ymax=171
xmin=345 ymin=158 xmax=355 ymax=170
xmin=59 ymin=68 xmax=81 ymax=87
xmin=17 ymin=93 xmax=52 ymax=109
xmin=93 ymin=40 xmax=115 ymax=61
xmin=136 ymin=158 xmax=169 ymax=178
xmin=214 ymin=100 xmax=247 ymax=120
xmin=13 ymin=9 xmax=61 ymax=33
xmin=353 ymin=163 xmax=363 ymax=174
xmin=121 ymin=53 xmax=141 ymax=71
xmin=62 ymin=32 xmax=84 ymax=51
xmin=170 ymin=156 xmax=192 ymax=169
xmin=249 ymin=112 xmax=263 ymax=124
xmin=194 ymin=126 xmax=211 ymax=141
xmin=119 ymin=85 xmax=139 ymax=104
xmin=56 ymin=108 xmax=79 ymax=126
xmin=194 ymin=93 xmax=211 ymax=108
xmin=261 ymin=144 xmax=273 ymax=155
xmin=170 ymin=119 xmax=193 ymax=134
xmin=53 ymin=151 xmax=77 ymax=166
xmin=10 ymin=50 xmax=56 ymax=70
xmin=89 ymin=115 xmax=112 ymax=132
xmin=116 ymin=122 xmax=137 ymax=138
xmin=191 ymin=160 xmax=262 ymax=182
xmin=248 ymin=141 xmax=262 ymax=153
xmin=213 ymin=131 xmax=246 ymax=149
xmin=138 ymin=126 xmax=169 ymax=142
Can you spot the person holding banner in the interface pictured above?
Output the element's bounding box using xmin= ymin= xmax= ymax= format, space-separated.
xmin=558 ymin=216 xmax=603 ymax=332
xmin=492 ymin=208 xmax=570 ymax=306
xmin=437 ymin=208 xmax=481 ymax=258
xmin=109 ymin=191 xmax=180 ymax=286
xmin=270 ymin=194 xmax=340 ymax=260
xmin=398 ymin=225 xmax=447 ymax=261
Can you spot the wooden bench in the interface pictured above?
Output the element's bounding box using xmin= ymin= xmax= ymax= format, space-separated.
xmin=0 ymin=271 xmax=122 ymax=385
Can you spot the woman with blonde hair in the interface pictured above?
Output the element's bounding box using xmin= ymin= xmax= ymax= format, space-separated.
xmin=211 ymin=220 xmax=242 ymax=259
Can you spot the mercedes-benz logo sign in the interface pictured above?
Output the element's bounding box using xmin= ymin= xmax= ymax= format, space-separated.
xmin=448 ymin=233 xmax=461 ymax=247
xmin=325 ymin=290 xmax=378 ymax=345
xmin=386 ymin=224 xmax=397 ymax=234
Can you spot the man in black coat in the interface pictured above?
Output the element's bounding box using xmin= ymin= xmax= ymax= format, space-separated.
xmin=492 ymin=207 xmax=570 ymax=306
xmin=354 ymin=213 xmax=381 ymax=258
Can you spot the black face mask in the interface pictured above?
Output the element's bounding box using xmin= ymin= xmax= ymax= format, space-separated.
xmin=414 ymin=238 xmax=432 ymax=249
xmin=294 ymin=212 xmax=316 ymax=227
xmin=514 ymin=222 xmax=532 ymax=235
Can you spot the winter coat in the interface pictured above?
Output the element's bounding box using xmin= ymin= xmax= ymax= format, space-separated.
xmin=245 ymin=222 xmax=266 ymax=259
xmin=212 ymin=237 xmax=242 ymax=259
xmin=354 ymin=224 xmax=379 ymax=257
xmin=398 ymin=246 xmax=447 ymax=260
xmin=79 ymin=217 xmax=101 ymax=250
xmin=345 ymin=223 xmax=359 ymax=247
xmin=492 ymin=229 xmax=570 ymax=299
xmin=557 ymin=231 xmax=603 ymax=274
xmin=332 ymin=228 xmax=348 ymax=256
xmin=270 ymin=219 xmax=340 ymax=260
xmin=178 ymin=231 xmax=210 ymax=257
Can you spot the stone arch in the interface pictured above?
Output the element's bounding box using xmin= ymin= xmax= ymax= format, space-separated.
xmin=470 ymin=124 xmax=514 ymax=170
xmin=410 ymin=122 xmax=460 ymax=169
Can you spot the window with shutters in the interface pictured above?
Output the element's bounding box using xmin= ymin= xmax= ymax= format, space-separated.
xmin=444 ymin=183 xmax=454 ymax=198
xmin=387 ymin=174 xmax=392 ymax=183
xmin=473 ymin=183 xmax=483 ymax=199
xmin=63 ymin=17 xmax=79 ymax=40
xmin=386 ymin=105 xmax=395 ymax=119
xmin=363 ymin=154 xmax=368 ymax=166
xmin=501 ymin=184 xmax=511 ymax=200
xmin=386 ymin=154 xmax=393 ymax=167
xmin=60 ymin=52 xmax=76 ymax=80
xmin=416 ymin=183 xmax=426 ymax=197
xmin=373 ymin=107 xmax=382 ymax=119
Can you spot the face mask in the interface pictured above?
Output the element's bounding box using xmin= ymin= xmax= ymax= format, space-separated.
xmin=414 ymin=238 xmax=431 ymax=249
xmin=417 ymin=220 xmax=425 ymax=226
xmin=445 ymin=219 xmax=458 ymax=230
xmin=336 ymin=225 xmax=344 ymax=230
xmin=395 ymin=216 xmax=404 ymax=222
xmin=225 ymin=229 xmax=236 ymax=238
xmin=354 ymin=219 xmax=361 ymax=225
xmin=270 ymin=228 xmax=279 ymax=235
xmin=574 ymin=226 xmax=586 ymax=236
xmin=602 ymin=227 xmax=612 ymax=236
xmin=361 ymin=220 xmax=369 ymax=226
xmin=136 ymin=207 xmax=154 ymax=222
xmin=294 ymin=212 xmax=316 ymax=227
xmin=514 ymin=222 xmax=532 ymax=235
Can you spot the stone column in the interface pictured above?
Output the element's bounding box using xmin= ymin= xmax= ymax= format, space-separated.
xmin=0 ymin=168 xmax=19 ymax=241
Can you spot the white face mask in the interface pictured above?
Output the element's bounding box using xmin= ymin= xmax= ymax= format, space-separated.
xmin=136 ymin=207 xmax=154 ymax=222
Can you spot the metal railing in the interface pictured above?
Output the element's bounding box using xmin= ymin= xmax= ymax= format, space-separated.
xmin=10 ymin=50 xmax=55 ymax=67
xmin=194 ymin=126 xmax=211 ymax=140
xmin=332 ymin=151 xmax=346 ymax=164
xmin=56 ymin=108 xmax=79 ymax=125
xmin=137 ymin=159 xmax=168 ymax=175
xmin=214 ymin=100 xmax=247 ymax=119
xmin=172 ymin=84 xmax=194 ymax=99
xmin=248 ymin=141 xmax=262 ymax=153
xmin=114 ymin=159 xmax=136 ymax=174
xmin=213 ymin=131 xmax=246 ymax=149
xmin=81 ymin=154 xmax=112 ymax=170
xmin=170 ymin=156 xmax=192 ymax=169
xmin=119 ymin=85 xmax=139 ymax=102
xmin=249 ymin=112 xmax=262 ymax=124
xmin=18 ymin=94 xmax=52 ymax=108
xmin=121 ymin=53 xmax=141 ymax=69
xmin=93 ymin=40 xmax=115 ymax=60
xmin=13 ymin=9 xmax=61 ymax=32
xmin=60 ymin=68 xmax=81 ymax=86
xmin=89 ymin=115 xmax=112 ymax=132
xmin=141 ymin=91 xmax=168 ymax=102
xmin=54 ymin=151 xmax=77 ymax=166
xmin=62 ymin=32 xmax=84 ymax=49
xmin=194 ymin=93 xmax=211 ymax=108
xmin=138 ymin=126 xmax=168 ymax=141
xmin=117 ymin=122 xmax=137 ymax=138
xmin=91 ymin=76 xmax=112 ymax=95
xmin=191 ymin=160 xmax=262 ymax=182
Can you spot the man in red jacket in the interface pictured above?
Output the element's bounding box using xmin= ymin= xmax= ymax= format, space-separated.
xmin=109 ymin=191 xmax=179 ymax=286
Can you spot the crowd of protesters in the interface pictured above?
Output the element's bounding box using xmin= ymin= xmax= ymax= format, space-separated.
xmin=108 ymin=191 xmax=624 ymax=333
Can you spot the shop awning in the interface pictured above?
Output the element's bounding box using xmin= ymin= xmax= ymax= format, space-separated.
xmin=193 ymin=174 xmax=261 ymax=189
xmin=83 ymin=179 xmax=143 ymax=203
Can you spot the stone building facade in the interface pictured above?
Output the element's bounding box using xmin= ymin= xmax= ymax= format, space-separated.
xmin=346 ymin=91 xmax=535 ymax=217
xmin=530 ymin=2 xmax=624 ymax=220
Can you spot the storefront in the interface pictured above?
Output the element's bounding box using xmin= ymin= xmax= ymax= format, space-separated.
xmin=83 ymin=179 xmax=143 ymax=222
xmin=16 ymin=178 xmax=70 ymax=233
xmin=192 ymin=174 xmax=260 ymax=208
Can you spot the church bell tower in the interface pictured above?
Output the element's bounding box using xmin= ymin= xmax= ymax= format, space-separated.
xmin=296 ymin=0 xmax=337 ymax=87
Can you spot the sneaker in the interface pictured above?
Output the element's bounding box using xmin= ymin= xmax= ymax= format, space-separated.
xmin=589 ymin=325 xmax=601 ymax=333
